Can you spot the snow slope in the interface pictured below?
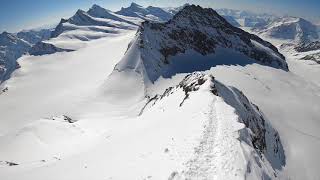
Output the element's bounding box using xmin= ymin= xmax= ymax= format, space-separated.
xmin=0 ymin=29 xmax=52 ymax=83
xmin=0 ymin=32 xmax=136 ymax=133
xmin=0 ymin=3 xmax=319 ymax=180
xmin=106 ymin=5 xmax=319 ymax=179
xmin=0 ymin=69 xmax=286 ymax=180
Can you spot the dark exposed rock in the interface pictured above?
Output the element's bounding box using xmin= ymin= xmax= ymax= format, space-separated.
xmin=178 ymin=72 xmax=208 ymax=106
xmin=29 ymin=42 xmax=73 ymax=56
xmin=51 ymin=18 xmax=68 ymax=38
xmin=138 ymin=4 xmax=288 ymax=76
xmin=51 ymin=115 xmax=77 ymax=123
xmin=0 ymin=161 xmax=19 ymax=166
xmin=295 ymin=41 xmax=320 ymax=52
xmin=140 ymin=72 xmax=286 ymax=170
xmin=300 ymin=52 xmax=320 ymax=64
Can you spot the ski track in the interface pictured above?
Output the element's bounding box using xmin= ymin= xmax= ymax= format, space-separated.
xmin=181 ymin=96 xmax=245 ymax=180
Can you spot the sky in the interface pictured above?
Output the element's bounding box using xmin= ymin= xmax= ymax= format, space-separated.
xmin=0 ymin=0 xmax=319 ymax=33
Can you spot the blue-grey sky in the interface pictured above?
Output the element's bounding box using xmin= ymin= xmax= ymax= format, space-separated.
xmin=1 ymin=0 xmax=319 ymax=32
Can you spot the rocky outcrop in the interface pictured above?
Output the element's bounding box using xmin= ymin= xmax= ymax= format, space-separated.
xmin=0 ymin=32 xmax=31 ymax=83
xmin=0 ymin=29 xmax=52 ymax=83
xmin=129 ymin=5 xmax=288 ymax=82
xmin=29 ymin=42 xmax=73 ymax=56
xmin=295 ymin=41 xmax=320 ymax=52
xmin=300 ymin=52 xmax=320 ymax=64
xmin=17 ymin=29 xmax=52 ymax=45
xmin=142 ymin=72 xmax=285 ymax=177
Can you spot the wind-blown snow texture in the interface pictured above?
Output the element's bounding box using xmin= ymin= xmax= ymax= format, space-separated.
xmin=139 ymin=72 xmax=285 ymax=179
xmin=0 ymin=3 xmax=319 ymax=180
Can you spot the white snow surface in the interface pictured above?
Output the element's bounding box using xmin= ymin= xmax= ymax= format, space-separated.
xmin=0 ymin=5 xmax=320 ymax=180
xmin=0 ymin=31 xmax=136 ymax=133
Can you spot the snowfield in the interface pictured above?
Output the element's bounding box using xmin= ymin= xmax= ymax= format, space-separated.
xmin=0 ymin=3 xmax=320 ymax=180
xmin=0 ymin=31 xmax=136 ymax=133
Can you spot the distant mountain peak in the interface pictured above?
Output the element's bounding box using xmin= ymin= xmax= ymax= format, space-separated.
xmin=91 ymin=4 xmax=104 ymax=9
xmin=75 ymin=9 xmax=86 ymax=15
xmin=0 ymin=31 xmax=18 ymax=42
xmin=116 ymin=2 xmax=172 ymax=22
xmin=130 ymin=2 xmax=143 ymax=8
xmin=171 ymin=5 xmax=227 ymax=27
xmin=89 ymin=4 xmax=112 ymax=13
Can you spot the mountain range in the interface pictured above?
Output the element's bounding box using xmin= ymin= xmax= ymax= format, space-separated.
xmin=0 ymin=3 xmax=319 ymax=180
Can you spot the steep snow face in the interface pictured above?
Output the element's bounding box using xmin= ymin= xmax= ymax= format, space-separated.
xmin=115 ymin=5 xmax=287 ymax=83
xmin=116 ymin=3 xmax=172 ymax=22
xmin=17 ymin=29 xmax=52 ymax=45
xmin=255 ymin=17 xmax=319 ymax=43
xmin=0 ymin=32 xmax=30 ymax=83
xmin=0 ymin=29 xmax=52 ymax=83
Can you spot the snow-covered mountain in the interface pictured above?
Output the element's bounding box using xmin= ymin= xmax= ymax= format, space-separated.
xmin=50 ymin=6 xmax=138 ymax=40
xmin=51 ymin=3 xmax=173 ymax=40
xmin=0 ymin=29 xmax=51 ymax=83
xmin=0 ymin=3 xmax=172 ymax=84
xmin=105 ymin=6 xmax=288 ymax=176
xmin=17 ymin=29 xmax=51 ymax=45
xmin=114 ymin=5 xmax=287 ymax=83
xmin=0 ymin=32 xmax=29 ymax=82
xmin=134 ymin=72 xmax=286 ymax=179
xmin=1 ymin=3 xmax=320 ymax=180
xmin=116 ymin=2 xmax=172 ymax=22
xmin=96 ymin=6 xmax=288 ymax=179
xmin=48 ymin=3 xmax=173 ymax=51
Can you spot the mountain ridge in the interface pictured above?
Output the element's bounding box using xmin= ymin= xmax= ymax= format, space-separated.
xmin=114 ymin=5 xmax=288 ymax=83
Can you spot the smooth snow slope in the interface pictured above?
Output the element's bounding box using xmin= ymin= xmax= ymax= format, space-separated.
xmin=144 ymin=50 xmax=320 ymax=180
xmin=207 ymin=64 xmax=320 ymax=180
xmin=0 ymin=31 xmax=136 ymax=134
xmin=0 ymin=71 xmax=284 ymax=180
xmin=0 ymin=4 xmax=319 ymax=180
xmin=239 ymin=27 xmax=320 ymax=179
